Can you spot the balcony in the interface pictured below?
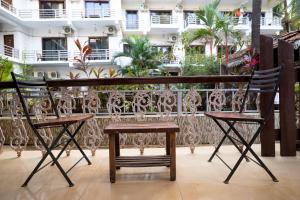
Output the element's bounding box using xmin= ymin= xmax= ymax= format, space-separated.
xmin=21 ymin=49 xmax=112 ymax=65
xmin=18 ymin=9 xmax=67 ymax=20
xmin=0 ymin=33 xmax=298 ymax=200
xmin=0 ymin=0 xmax=16 ymax=14
xmin=22 ymin=50 xmax=69 ymax=64
xmin=260 ymin=17 xmax=283 ymax=34
xmin=0 ymin=44 xmax=19 ymax=60
xmin=74 ymin=49 xmax=111 ymax=62
xmin=150 ymin=15 xmax=179 ymax=34
xmin=71 ymin=8 xmax=117 ymax=28
xmin=184 ymin=14 xmax=205 ymax=31
xmin=15 ymin=9 xmax=68 ymax=27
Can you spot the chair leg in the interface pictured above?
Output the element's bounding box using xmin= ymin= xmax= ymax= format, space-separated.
xmin=22 ymin=150 xmax=49 ymax=187
xmin=208 ymin=134 xmax=227 ymax=162
xmin=64 ymin=122 xmax=92 ymax=165
xmin=23 ymin=126 xmax=74 ymax=187
xmin=227 ymin=122 xmax=278 ymax=183
xmin=213 ymin=119 xmax=249 ymax=162
xmin=51 ymin=122 xmax=90 ymax=166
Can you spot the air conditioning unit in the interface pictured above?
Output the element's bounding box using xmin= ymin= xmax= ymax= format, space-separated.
xmin=48 ymin=71 xmax=59 ymax=79
xmin=104 ymin=26 xmax=115 ymax=35
xmin=63 ymin=26 xmax=74 ymax=35
xmin=33 ymin=71 xmax=45 ymax=78
xmin=168 ymin=35 xmax=178 ymax=43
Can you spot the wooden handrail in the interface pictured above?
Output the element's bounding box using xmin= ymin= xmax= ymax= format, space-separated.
xmin=0 ymin=75 xmax=250 ymax=89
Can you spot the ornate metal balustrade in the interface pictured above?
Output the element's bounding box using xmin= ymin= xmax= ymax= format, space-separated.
xmin=0 ymin=75 xmax=284 ymax=157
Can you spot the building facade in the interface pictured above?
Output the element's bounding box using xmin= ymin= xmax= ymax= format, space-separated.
xmin=0 ymin=0 xmax=282 ymax=78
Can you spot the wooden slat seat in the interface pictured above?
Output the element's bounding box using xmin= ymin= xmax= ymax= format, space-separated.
xmin=34 ymin=114 xmax=94 ymax=129
xmin=103 ymin=121 xmax=180 ymax=134
xmin=204 ymin=112 xmax=264 ymax=122
xmin=116 ymin=156 xmax=171 ymax=167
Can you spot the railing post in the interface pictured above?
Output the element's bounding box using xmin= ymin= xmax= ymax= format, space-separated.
xmin=278 ymin=39 xmax=297 ymax=156
xmin=259 ymin=35 xmax=275 ymax=156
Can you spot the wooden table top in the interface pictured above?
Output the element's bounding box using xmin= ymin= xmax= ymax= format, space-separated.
xmin=104 ymin=121 xmax=180 ymax=134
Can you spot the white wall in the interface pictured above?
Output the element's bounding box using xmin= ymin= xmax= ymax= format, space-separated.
xmin=0 ymin=0 xmax=283 ymax=77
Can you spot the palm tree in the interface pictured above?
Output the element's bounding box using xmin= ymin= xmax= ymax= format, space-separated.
xmin=184 ymin=0 xmax=220 ymax=58
xmin=0 ymin=57 xmax=13 ymax=81
xmin=251 ymin=0 xmax=262 ymax=50
xmin=216 ymin=14 xmax=240 ymax=64
xmin=113 ymin=35 xmax=160 ymax=77
xmin=276 ymin=0 xmax=300 ymax=31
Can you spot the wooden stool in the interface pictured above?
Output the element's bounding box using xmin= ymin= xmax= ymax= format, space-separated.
xmin=104 ymin=121 xmax=180 ymax=183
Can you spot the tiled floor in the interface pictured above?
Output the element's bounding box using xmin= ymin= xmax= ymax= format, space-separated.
xmin=0 ymin=144 xmax=299 ymax=200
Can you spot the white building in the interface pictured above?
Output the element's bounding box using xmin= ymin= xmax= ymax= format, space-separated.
xmin=0 ymin=0 xmax=282 ymax=78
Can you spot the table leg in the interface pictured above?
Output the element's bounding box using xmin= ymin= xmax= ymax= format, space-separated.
xmin=109 ymin=133 xmax=116 ymax=183
xmin=115 ymin=133 xmax=120 ymax=170
xmin=169 ymin=132 xmax=176 ymax=181
xmin=166 ymin=133 xmax=170 ymax=155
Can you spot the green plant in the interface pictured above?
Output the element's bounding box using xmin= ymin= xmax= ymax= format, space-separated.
xmin=0 ymin=57 xmax=13 ymax=81
xmin=72 ymin=39 xmax=93 ymax=78
xmin=68 ymin=71 xmax=80 ymax=79
xmin=20 ymin=63 xmax=33 ymax=77
xmin=113 ymin=35 xmax=161 ymax=77
xmin=183 ymin=0 xmax=221 ymax=58
xmin=181 ymin=54 xmax=220 ymax=89
xmin=216 ymin=14 xmax=241 ymax=64
xmin=274 ymin=0 xmax=300 ymax=31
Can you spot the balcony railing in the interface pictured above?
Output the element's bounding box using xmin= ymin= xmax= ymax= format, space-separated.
xmin=74 ymin=49 xmax=110 ymax=61
xmin=0 ymin=0 xmax=16 ymax=14
xmin=126 ymin=19 xmax=139 ymax=29
xmin=22 ymin=50 xmax=69 ymax=62
xmin=18 ymin=9 xmax=67 ymax=19
xmin=184 ymin=15 xmax=205 ymax=27
xmin=261 ymin=17 xmax=282 ymax=26
xmin=232 ymin=17 xmax=250 ymax=25
xmin=151 ymin=15 xmax=178 ymax=25
xmin=0 ymin=44 xmax=19 ymax=59
xmin=72 ymin=8 xmax=115 ymax=19
xmin=161 ymin=57 xmax=181 ymax=65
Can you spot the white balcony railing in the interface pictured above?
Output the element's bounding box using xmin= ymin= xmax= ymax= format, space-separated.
xmin=151 ymin=15 xmax=178 ymax=25
xmin=72 ymin=8 xmax=114 ymax=19
xmin=23 ymin=50 xmax=69 ymax=62
xmin=18 ymin=9 xmax=67 ymax=19
xmin=126 ymin=19 xmax=139 ymax=30
xmin=261 ymin=17 xmax=282 ymax=26
xmin=232 ymin=17 xmax=250 ymax=25
xmin=0 ymin=44 xmax=19 ymax=59
xmin=74 ymin=49 xmax=110 ymax=61
xmin=0 ymin=0 xmax=16 ymax=14
xmin=161 ymin=57 xmax=181 ymax=65
xmin=185 ymin=14 xmax=205 ymax=27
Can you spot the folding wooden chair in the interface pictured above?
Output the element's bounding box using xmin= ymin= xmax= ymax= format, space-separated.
xmin=205 ymin=66 xmax=282 ymax=184
xmin=11 ymin=72 xmax=93 ymax=187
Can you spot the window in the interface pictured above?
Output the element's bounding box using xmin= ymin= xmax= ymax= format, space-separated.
xmin=150 ymin=11 xmax=172 ymax=24
xmin=126 ymin=11 xmax=138 ymax=29
xmin=39 ymin=1 xmax=64 ymax=18
xmin=88 ymin=37 xmax=109 ymax=60
xmin=4 ymin=35 xmax=14 ymax=57
xmin=85 ymin=1 xmax=110 ymax=18
xmin=42 ymin=38 xmax=67 ymax=61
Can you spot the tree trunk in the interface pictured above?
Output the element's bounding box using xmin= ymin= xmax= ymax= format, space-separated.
xmin=283 ymin=0 xmax=289 ymax=32
xmin=225 ymin=34 xmax=229 ymax=64
xmin=251 ymin=0 xmax=262 ymax=51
